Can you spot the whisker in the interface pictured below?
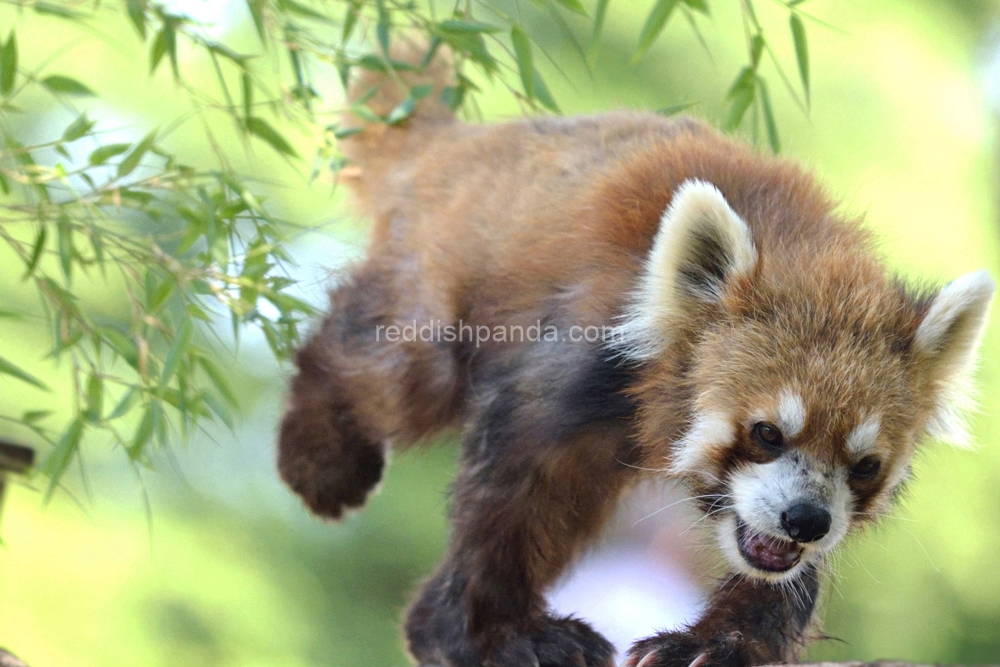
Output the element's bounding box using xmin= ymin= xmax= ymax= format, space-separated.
xmin=900 ymin=526 xmax=941 ymax=573
xmin=632 ymin=494 xmax=728 ymax=526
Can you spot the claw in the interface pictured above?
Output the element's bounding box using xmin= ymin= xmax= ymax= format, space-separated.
xmin=687 ymin=652 xmax=709 ymax=667
xmin=619 ymin=655 xmax=640 ymax=667
xmin=635 ymin=651 xmax=659 ymax=667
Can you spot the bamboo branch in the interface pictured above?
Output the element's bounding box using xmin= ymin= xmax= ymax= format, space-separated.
xmin=0 ymin=649 xmax=29 ymax=667
xmin=0 ymin=446 xmax=993 ymax=667
xmin=0 ymin=440 xmax=34 ymax=534
xmin=784 ymin=664 xmax=997 ymax=667
xmin=0 ymin=446 xmax=33 ymax=667
xmin=0 ymin=441 xmax=33 ymax=474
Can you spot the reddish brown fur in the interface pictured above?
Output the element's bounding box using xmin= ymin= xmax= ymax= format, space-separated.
xmin=278 ymin=46 xmax=990 ymax=667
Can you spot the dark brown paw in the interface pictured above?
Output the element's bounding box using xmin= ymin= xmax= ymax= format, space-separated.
xmin=277 ymin=403 xmax=386 ymax=520
xmin=622 ymin=631 xmax=743 ymax=667
xmin=486 ymin=615 xmax=615 ymax=667
xmin=531 ymin=615 xmax=616 ymax=667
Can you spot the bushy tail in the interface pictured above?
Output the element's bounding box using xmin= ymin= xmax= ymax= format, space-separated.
xmin=338 ymin=41 xmax=456 ymax=178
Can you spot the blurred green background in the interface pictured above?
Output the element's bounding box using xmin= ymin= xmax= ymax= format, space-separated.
xmin=2 ymin=0 xmax=1000 ymax=665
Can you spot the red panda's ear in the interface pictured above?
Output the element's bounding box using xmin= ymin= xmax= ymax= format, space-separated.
xmin=913 ymin=270 xmax=995 ymax=447
xmin=614 ymin=179 xmax=758 ymax=360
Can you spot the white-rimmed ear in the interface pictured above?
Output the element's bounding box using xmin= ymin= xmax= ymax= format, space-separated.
xmin=914 ymin=270 xmax=995 ymax=446
xmin=614 ymin=179 xmax=757 ymax=360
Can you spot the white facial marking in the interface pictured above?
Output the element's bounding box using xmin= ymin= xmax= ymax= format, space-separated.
xmin=715 ymin=514 xmax=763 ymax=579
xmin=776 ymin=390 xmax=806 ymax=437
xmin=884 ymin=461 xmax=911 ymax=491
xmin=846 ymin=416 xmax=881 ymax=456
xmin=670 ymin=410 xmax=733 ymax=481
xmin=825 ymin=468 xmax=853 ymax=546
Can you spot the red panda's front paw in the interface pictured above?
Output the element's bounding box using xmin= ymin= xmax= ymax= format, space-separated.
xmin=622 ymin=631 xmax=744 ymax=667
xmin=531 ymin=614 xmax=617 ymax=667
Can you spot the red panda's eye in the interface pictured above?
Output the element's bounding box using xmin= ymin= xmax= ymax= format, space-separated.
xmin=851 ymin=456 xmax=881 ymax=480
xmin=752 ymin=422 xmax=784 ymax=450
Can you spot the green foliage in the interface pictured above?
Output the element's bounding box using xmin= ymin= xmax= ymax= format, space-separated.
xmin=0 ymin=0 xmax=816 ymax=492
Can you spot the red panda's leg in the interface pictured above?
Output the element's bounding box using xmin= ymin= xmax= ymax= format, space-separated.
xmin=624 ymin=565 xmax=822 ymax=667
xmin=278 ymin=261 xmax=463 ymax=519
xmin=405 ymin=348 xmax=639 ymax=667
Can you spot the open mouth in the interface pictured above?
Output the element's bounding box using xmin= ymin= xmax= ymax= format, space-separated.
xmin=736 ymin=520 xmax=803 ymax=572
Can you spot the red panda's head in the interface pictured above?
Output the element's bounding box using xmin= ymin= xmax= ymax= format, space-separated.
xmin=617 ymin=179 xmax=995 ymax=582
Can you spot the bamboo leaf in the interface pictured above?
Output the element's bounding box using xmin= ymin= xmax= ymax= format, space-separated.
xmin=241 ymin=72 xmax=253 ymax=119
xmin=386 ymin=97 xmax=415 ymax=125
xmin=246 ymin=117 xmax=299 ymax=157
xmin=126 ymin=0 xmax=147 ymax=38
xmin=532 ymin=67 xmax=559 ymax=113
xmin=85 ymin=373 xmax=103 ymax=422
xmin=511 ymin=26 xmax=534 ymax=99
xmin=42 ymin=418 xmax=85 ymax=498
xmin=100 ymin=327 xmax=140 ymax=368
xmin=1 ymin=32 xmax=17 ymax=95
xmin=149 ymin=26 xmax=168 ymax=73
xmin=342 ymin=3 xmax=358 ymax=42
xmin=0 ymin=355 xmax=49 ymax=390
xmin=682 ymin=0 xmax=709 ymax=14
xmin=33 ymin=2 xmax=83 ymax=19
xmin=757 ymin=76 xmax=780 ymax=152
xmin=161 ymin=320 xmax=193 ymax=385
xmin=201 ymin=390 xmax=233 ymax=428
xmin=198 ymin=357 xmax=238 ymax=407
xmin=164 ymin=20 xmax=178 ymax=78
xmin=656 ymin=100 xmax=698 ymax=116
xmin=633 ymin=0 xmax=680 ymax=64
xmin=790 ymin=13 xmax=809 ymax=106
xmin=437 ymin=19 xmax=502 ymax=34
xmin=89 ymin=143 xmax=131 ymax=165
xmin=278 ymin=0 xmax=333 ymax=22
xmin=62 ymin=113 xmax=95 ymax=142
xmin=22 ymin=410 xmax=51 ymax=423
xmin=41 ymin=75 xmax=95 ymax=96
xmin=376 ymin=1 xmax=390 ymax=54
xmin=25 ymin=225 xmax=46 ymax=277
xmin=551 ymin=0 xmax=588 ymax=16
xmin=108 ymin=388 xmax=138 ymax=420
xmin=247 ymin=0 xmax=266 ymax=41
xmin=724 ymin=67 xmax=756 ymax=130
xmin=117 ymin=128 xmax=158 ymax=178
xmin=750 ymin=34 xmax=765 ymax=68
xmin=56 ymin=216 xmax=73 ymax=280
xmin=206 ymin=41 xmax=250 ymax=64
xmin=587 ymin=0 xmax=610 ymax=66
xmin=129 ymin=405 xmax=154 ymax=458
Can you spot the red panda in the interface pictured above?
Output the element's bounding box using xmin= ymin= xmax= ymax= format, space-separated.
xmin=277 ymin=45 xmax=995 ymax=667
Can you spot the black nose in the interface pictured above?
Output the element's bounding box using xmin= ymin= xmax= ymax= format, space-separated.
xmin=781 ymin=503 xmax=831 ymax=543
